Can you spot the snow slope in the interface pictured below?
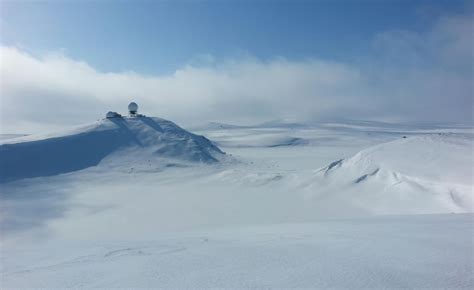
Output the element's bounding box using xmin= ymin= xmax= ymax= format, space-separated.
xmin=0 ymin=116 xmax=224 ymax=182
xmin=310 ymin=133 xmax=473 ymax=214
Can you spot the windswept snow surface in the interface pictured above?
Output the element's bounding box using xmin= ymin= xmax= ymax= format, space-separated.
xmin=1 ymin=120 xmax=473 ymax=288
xmin=3 ymin=215 xmax=473 ymax=288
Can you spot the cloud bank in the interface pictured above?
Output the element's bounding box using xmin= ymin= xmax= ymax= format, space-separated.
xmin=1 ymin=11 xmax=472 ymax=133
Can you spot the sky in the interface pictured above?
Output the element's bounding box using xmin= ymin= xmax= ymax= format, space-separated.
xmin=0 ymin=0 xmax=473 ymax=133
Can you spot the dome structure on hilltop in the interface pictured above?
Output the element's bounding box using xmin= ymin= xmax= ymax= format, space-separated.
xmin=128 ymin=102 xmax=139 ymax=116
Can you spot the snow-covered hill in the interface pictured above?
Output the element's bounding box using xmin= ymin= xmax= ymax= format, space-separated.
xmin=310 ymin=134 xmax=473 ymax=214
xmin=0 ymin=116 xmax=224 ymax=182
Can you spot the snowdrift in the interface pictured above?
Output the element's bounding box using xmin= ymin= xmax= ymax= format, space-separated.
xmin=313 ymin=134 xmax=473 ymax=214
xmin=0 ymin=117 xmax=224 ymax=182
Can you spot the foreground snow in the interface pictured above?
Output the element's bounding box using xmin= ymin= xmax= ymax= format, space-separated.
xmin=2 ymin=214 xmax=473 ymax=288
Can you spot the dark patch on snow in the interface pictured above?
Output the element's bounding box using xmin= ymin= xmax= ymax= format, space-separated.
xmin=324 ymin=159 xmax=344 ymax=175
xmin=266 ymin=137 xmax=307 ymax=148
xmin=165 ymin=163 xmax=189 ymax=168
xmin=0 ymin=134 xmax=28 ymax=141
xmin=269 ymin=174 xmax=283 ymax=181
xmin=354 ymin=168 xmax=380 ymax=184
xmin=448 ymin=190 xmax=464 ymax=210
xmin=196 ymin=122 xmax=251 ymax=130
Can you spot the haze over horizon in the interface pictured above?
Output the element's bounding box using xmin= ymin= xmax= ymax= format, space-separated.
xmin=1 ymin=0 xmax=473 ymax=134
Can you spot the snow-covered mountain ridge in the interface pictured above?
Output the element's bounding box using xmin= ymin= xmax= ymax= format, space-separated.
xmin=0 ymin=116 xmax=225 ymax=182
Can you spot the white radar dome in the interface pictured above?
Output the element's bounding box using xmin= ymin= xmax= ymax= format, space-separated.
xmin=128 ymin=102 xmax=138 ymax=114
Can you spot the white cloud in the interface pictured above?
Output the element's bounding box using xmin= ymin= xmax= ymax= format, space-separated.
xmin=0 ymin=11 xmax=472 ymax=133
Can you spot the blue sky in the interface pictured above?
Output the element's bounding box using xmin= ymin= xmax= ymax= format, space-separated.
xmin=0 ymin=1 xmax=472 ymax=132
xmin=1 ymin=0 xmax=468 ymax=74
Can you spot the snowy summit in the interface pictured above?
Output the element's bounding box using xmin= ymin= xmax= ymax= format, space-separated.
xmin=0 ymin=103 xmax=225 ymax=182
